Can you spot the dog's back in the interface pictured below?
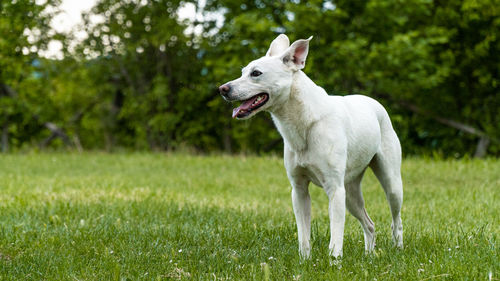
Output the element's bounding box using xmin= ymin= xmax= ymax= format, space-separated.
xmin=314 ymin=94 xmax=399 ymax=183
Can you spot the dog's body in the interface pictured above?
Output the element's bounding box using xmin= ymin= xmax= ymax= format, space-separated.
xmin=219 ymin=34 xmax=403 ymax=259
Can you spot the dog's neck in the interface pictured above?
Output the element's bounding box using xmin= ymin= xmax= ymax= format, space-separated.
xmin=270 ymin=71 xmax=328 ymax=152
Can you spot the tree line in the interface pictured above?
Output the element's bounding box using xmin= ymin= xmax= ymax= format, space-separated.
xmin=1 ymin=0 xmax=499 ymax=157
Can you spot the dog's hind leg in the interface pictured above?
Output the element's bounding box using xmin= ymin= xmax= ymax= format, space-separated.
xmin=290 ymin=175 xmax=312 ymax=259
xmin=345 ymin=171 xmax=376 ymax=253
xmin=370 ymin=129 xmax=404 ymax=248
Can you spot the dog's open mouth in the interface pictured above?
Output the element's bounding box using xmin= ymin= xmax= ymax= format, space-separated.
xmin=232 ymin=93 xmax=269 ymax=118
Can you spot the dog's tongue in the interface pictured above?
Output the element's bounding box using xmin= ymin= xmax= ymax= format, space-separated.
xmin=232 ymin=96 xmax=258 ymax=118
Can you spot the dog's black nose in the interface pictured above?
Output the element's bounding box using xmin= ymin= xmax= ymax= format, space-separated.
xmin=219 ymin=84 xmax=231 ymax=97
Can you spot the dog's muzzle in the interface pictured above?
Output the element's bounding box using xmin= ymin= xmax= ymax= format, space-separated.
xmin=219 ymin=83 xmax=233 ymax=101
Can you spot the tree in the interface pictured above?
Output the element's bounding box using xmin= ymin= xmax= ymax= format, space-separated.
xmin=202 ymin=0 xmax=500 ymax=156
xmin=2 ymin=0 xmax=498 ymax=156
xmin=0 ymin=0 xmax=63 ymax=151
xmin=71 ymin=0 xmax=209 ymax=150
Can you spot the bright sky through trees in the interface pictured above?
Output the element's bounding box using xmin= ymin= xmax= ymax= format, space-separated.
xmin=44 ymin=0 xmax=203 ymax=58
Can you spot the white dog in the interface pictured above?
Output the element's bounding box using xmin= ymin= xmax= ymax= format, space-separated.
xmin=219 ymin=34 xmax=403 ymax=259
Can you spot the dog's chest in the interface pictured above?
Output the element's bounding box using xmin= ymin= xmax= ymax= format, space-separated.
xmin=280 ymin=128 xmax=307 ymax=152
xmin=271 ymin=114 xmax=310 ymax=152
xmin=286 ymin=149 xmax=329 ymax=187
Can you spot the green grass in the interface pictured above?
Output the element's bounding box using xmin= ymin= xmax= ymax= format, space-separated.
xmin=0 ymin=153 xmax=498 ymax=280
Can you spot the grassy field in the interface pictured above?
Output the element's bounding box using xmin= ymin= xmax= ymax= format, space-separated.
xmin=0 ymin=153 xmax=498 ymax=280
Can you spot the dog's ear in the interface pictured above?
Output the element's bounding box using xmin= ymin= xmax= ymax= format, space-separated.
xmin=266 ymin=34 xmax=290 ymax=57
xmin=280 ymin=36 xmax=313 ymax=70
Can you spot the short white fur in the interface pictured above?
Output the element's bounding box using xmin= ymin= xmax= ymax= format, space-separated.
xmin=220 ymin=34 xmax=404 ymax=259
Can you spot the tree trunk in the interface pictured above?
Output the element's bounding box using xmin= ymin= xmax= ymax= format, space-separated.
xmin=223 ymin=126 xmax=232 ymax=153
xmin=473 ymin=137 xmax=490 ymax=158
xmin=73 ymin=134 xmax=83 ymax=152
xmin=1 ymin=122 xmax=8 ymax=153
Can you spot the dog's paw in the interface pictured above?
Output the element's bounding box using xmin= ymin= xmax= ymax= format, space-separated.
xmin=328 ymin=246 xmax=343 ymax=259
xmin=394 ymin=240 xmax=404 ymax=249
xmin=329 ymin=256 xmax=342 ymax=269
xmin=298 ymin=251 xmax=311 ymax=261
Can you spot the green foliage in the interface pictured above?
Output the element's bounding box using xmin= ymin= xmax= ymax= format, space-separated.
xmin=1 ymin=0 xmax=499 ymax=156
xmin=0 ymin=153 xmax=498 ymax=279
xmin=0 ymin=0 xmax=62 ymax=148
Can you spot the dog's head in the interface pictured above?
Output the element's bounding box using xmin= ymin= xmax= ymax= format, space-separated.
xmin=219 ymin=34 xmax=312 ymax=119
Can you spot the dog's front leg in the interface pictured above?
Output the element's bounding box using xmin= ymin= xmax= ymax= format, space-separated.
xmin=324 ymin=180 xmax=346 ymax=259
xmin=290 ymin=175 xmax=311 ymax=259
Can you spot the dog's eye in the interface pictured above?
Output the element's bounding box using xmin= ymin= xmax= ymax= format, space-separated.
xmin=250 ymin=70 xmax=262 ymax=77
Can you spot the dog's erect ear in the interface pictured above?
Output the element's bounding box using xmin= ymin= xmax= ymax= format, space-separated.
xmin=280 ymin=36 xmax=313 ymax=70
xmin=266 ymin=34 xmax=290 ymax=57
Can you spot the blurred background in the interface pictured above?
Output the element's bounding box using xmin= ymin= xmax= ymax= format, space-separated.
xmin=0 ymin=0 xmax=499 ymax=157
